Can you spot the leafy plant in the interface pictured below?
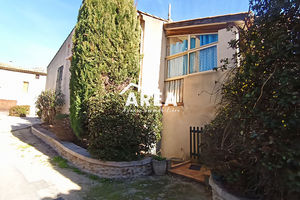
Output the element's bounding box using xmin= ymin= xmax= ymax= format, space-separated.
xmin=9 ymin=105 xmax=30 ymax=117
xmin=70 ymin=0 xmax=162 ymax=161
xmin=35 ymin=90 xmax=64 ymax=124
xmin=152 ymin=155 xmax=166 ymax=161
xmin=201 ymin=0 xmax=300 ymax=199
xmin=88 ymin=92 xmax=162 ymax=161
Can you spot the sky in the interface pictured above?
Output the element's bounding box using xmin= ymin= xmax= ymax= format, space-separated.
xmin=0 ymin=0 xmax=249 ymax=70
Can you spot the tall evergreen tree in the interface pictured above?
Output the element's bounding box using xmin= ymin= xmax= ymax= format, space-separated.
xmin=70 ymin=0 xmax=140 ymax=138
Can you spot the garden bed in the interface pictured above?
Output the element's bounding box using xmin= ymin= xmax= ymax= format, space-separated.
xmin=31 ymin=125 xmax=152 ymax=179
xmin=40 ymin=117 xmax=88 ymax=148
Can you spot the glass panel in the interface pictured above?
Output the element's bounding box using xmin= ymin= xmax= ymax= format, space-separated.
xmin=199 ymin=46 xmax=217 ymax=72
xmin=190 ymin=35 xmax=200 ymax=49
xmin=167 ymin=36 xmax=188 ymax=56
xmin=167 ymin=55 xmax=188 ymax=78
xmin=189 ymin=51 xmax=199 ymax=74
xmin=190 ymin=34 xmax=218 ymax=49
xmin=200 ymin=34 xmax=218 ymax=46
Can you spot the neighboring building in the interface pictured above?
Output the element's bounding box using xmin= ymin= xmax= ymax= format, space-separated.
xmin=45 ymin=11 xmax=247 ymax=160
xmin=0 ymin=63 xmax=47 ymax=115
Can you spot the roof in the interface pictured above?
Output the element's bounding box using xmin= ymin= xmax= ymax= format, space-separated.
xmin=0 ymin=62 xmax=47 ymax=75
xmin=164 ymin=12 xmax=248 ymax=30
xmin=47 ymin=28 xmax=75 ymax=69
xmin=137 ymin=10 xmax=168 ymax=22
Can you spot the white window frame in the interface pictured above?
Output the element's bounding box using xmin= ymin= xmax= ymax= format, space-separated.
xmin=164 ymin=33 xmax=218 ymax=106
xmin=165 ymin=32 xmax=218 ymax=81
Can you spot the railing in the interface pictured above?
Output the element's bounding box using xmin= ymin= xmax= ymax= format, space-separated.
xmin=190 ymin=126 xmax=203 ymax=159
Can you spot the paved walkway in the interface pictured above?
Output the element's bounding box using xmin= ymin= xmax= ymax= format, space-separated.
xmin=0 ymin=115 xmax=95 ymax=200
xmin=0 ymin=114 xmax=211 ymax=200
xmin=0 ymin=114 xmax=41 ymax=133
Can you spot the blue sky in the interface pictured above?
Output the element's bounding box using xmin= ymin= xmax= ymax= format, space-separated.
xmin=0 ymin=0 xmax=249 ymax=69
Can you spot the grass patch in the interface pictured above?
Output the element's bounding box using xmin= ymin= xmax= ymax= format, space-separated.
xmin=17 ymin=144 xmax=33 ymax=151
xmin=83 ymin=176 xmax=211 ymax=200
xmin=51 ymin=156 xmax=69 ymax=168
xmin=87 ymin=174 xmax=101 ymax=181
xmin=71 ymin=167 xmax=85 ymax=174
xmin=51 ymin=156 xmax=104 ymax=181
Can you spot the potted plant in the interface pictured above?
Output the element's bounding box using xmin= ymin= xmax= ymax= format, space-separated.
xmin=152 ymin=154 xmax=167 ymax=176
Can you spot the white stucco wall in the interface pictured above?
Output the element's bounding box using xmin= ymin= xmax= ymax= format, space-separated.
xmin=46 ymin=15 xmax=166 ymax=114
xmin=139 ymin=14 xmax=166 ymax=96
xmin=161 ymin=27 xmax=238 ymax=160
xmin=46 ymin=30 xmax=74 ymax=114
xmin=0 ymin=69 xmax=46 ymax=115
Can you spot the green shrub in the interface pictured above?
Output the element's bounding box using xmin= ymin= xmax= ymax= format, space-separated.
xmin=9 ymin=105 xmax=30 ymax=117
xmin=201 ymin=0 xmax=300 ymax=199
xmin=35 ymin=90 xmax=64 ymax=124
xmin=87 ymin=92 xmax=162 ymax=161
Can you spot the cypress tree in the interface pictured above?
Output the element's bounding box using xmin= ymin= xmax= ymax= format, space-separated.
xmin=70 ymin=0 xmax=141 ymax=138
xmin=70 ymin=0 xmax=162 ymax=161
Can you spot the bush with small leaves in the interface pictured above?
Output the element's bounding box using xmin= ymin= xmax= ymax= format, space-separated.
xmin=35 ymin=90 xmax=64 ymax=124
xmin=9 ymin=105 xmax=30 ymax=117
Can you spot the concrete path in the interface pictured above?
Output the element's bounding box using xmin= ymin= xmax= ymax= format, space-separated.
xmin=0 ymin=114 xmax=211 ymax=200
xmin=0 ymin=116 xmax=95 ymax=200
xmin=0 ymin=114 xmax=41 ymax=132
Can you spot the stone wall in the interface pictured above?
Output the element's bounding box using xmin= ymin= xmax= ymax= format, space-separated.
xmin=0 ymin=99 xmax=17 ymax=111
xmin=209 ymin=176 xmax=255 ymax=200
xmin=31 ymin=126 xmax=152 ymax=179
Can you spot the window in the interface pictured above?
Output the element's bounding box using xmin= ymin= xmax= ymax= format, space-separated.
xmin=190 ymin=46 xmax=217 ymax=73
xmin=164 ymin=79 xmax=183 ymax=105
xmin=166 ymin=33 xmax=218 ymax=79
xmin=167 ymin=35 xmax=188 ymax=56
xmin=23 ymin=81 xmax=29 ymax=93
xmin=56 ymin=66 xmax=63 ymax=92
xmin=167 ymin=55 xmax=188 ymax=78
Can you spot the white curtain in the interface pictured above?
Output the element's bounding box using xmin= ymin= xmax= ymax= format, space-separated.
xmin=165 ymin=79 xmax=183 ymax=105
xmin=168 ymin=55 xmax=187 ymax=78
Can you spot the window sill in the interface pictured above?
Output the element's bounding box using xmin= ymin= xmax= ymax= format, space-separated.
xmin=165 ymin=69 xmax=218 ymax=81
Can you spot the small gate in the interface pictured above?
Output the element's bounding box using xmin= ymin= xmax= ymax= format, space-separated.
xmin=190 ymin=126 xmax=203 ymax=159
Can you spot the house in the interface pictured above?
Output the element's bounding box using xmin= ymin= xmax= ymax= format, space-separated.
xmin=0 ymin=62 xmax=47 ymax=115
xmin=45 ymin=10 xmax=247 ymax=160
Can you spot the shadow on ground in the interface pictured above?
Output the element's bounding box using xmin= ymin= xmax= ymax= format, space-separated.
xmin=10 ymin=119 xmax=211 ymax=200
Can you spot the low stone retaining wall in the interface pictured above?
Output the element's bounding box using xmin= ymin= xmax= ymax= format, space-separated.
xmin=31 ymin=126 xmax=152 ymax=179
xmin=209 ymin=176 xmax=255 ymax=200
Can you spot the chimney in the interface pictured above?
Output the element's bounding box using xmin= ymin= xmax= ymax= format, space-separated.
xmin=168 ymin=4 xmax=172 ymax=22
